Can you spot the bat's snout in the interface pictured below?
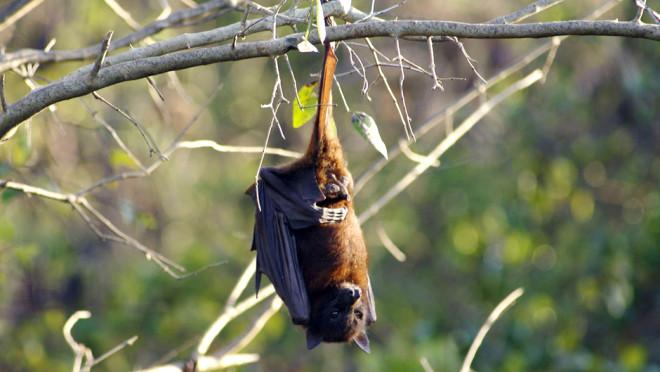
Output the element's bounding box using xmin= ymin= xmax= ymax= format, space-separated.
xmin=352 ymin=287 xmax=361 ymax=300
xmin=337 ymin=283 xmax=362 ymax=306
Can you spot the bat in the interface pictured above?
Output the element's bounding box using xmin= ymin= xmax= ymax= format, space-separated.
xmin=246 ymin=4 xmax=376 ymax=353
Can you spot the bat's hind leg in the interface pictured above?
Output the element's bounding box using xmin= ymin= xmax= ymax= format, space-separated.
xmin=322 ymin=173 xmax=352 ymax=202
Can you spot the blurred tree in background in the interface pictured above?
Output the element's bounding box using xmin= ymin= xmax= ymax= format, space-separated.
xmin=0 ymin=0 xmax=658 ymax=371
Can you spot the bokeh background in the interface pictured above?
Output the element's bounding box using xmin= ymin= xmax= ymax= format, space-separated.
xmin=0 ymin=0 xmax=658 ymax=371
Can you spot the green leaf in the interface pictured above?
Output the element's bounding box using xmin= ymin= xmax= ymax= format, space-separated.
xmin=292 ymin=81 xmax=319 ymax=128
xmin=351 ymin=112 xmax=388 ymax=159
xmin=315 ymin=0 xmax=326 ymax=43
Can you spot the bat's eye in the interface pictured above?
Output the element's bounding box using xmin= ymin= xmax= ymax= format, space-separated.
xmin=330 ymin=311 xmax=339 ymax=318
xmin=354 ymin=310 xmax=363 ymax=320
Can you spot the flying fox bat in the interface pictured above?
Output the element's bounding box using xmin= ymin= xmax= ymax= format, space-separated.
xmin=246 ymin=4 xmax=376 ymax=353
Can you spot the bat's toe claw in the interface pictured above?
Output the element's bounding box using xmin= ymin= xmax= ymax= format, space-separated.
xmin=315 ymin=205 xmax=348 ymax=224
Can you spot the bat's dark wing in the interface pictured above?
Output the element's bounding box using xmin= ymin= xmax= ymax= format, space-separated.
xmin=247 ymin=166 xmax=324 ymax=325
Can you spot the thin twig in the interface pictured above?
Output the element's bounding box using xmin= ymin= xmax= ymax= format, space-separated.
xmin=0 ymin=0 xmax=45 ymax=33
xmin=0 ymin=179 xmax=186 ymax=277
xmin=459 ymin=288 xmax=525 ymax=372
xmin=333 ymin=75 xmax=351 ymax=112
xmin=449 ymin=36 xmax=488 ymax=84
xmin=103 ymin=0 xmax=141 ymax=30
xmin=63 ymin=310 xmax=92 ymax=372
xmin=365 ymin=37 xmax=412 ymax=141
xmin=427 ymin=36 xmax=444 ymax=91
xmin=225 ymin=258 xmax=257 ymax=310
xmin=541 ymin=36 xmax=561 ymax=82
xmin=633 ymin=0 xmax=646 ymax=22
xmin=353 ymin=0 xmax=622 ymax=195
xmin=329 ymin=61 xmax=464 ymax=82
xmin=395 ymin=37 xmax=415 ymax=141
xmin=146 ymin=76 xmax=166 ymax=101
xmin=420 ymin=357 xmax=435 ymax=372
xmin=341 ymin=42 xmax=370 ymax=99
xmin=89 ymin=335 xmax=139 ymax=368
xmin=253 ymin=115 xmax=276 ymax=212
xmin=178 ymin=140 xmax=300 ymax=159
xmin=398 ymin=139 xmax=440 ymax=167
xmin=283 ymin=54 xmax=302 ymax=109
xmin=214 ymin=297 xmax=283 ymax=358
xmin=358 ymin=70 xmax=544 ymax=224
xmin=195 ymin=284 xmax=277 ymax=356
xmin=0 ymin=74 xmax=6 ymax=113
xmin=92 ymin=112 xmax=147 ymax=171
xmin=377 ymin=226 xmax=406 ymax=262
xmin=488 ymin=0 xmax=565 ymax=24
xmin=92 ymin=92 xmax=166 ymax=160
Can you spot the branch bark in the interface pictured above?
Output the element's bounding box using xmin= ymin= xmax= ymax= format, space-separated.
xmin=0 ymin=18 xmax=657 ymax=138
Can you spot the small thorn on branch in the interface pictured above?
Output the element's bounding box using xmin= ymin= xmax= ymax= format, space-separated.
xmin=90 ymin=31 xmax=114 ymax=79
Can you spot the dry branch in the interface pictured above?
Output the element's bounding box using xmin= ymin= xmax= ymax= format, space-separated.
xmin=0 ymin=17 xmax=657 ymax=138
xmin=0 ymin=0 xmax=241 ymax=73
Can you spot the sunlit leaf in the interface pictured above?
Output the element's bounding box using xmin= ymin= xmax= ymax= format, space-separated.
xmin=351 ymin=112 xmax=388 ymax=159
xmin=296 ymin=38 xmax=318 ymax=53
xmin=292 ymin=81 xmax=319 ymax=128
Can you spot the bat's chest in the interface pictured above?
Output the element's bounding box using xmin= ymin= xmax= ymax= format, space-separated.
xmin=295 ymin=211 xmax=367 ymax=292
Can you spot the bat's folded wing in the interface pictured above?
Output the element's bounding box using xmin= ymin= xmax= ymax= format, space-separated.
xmin=248 ymin=166 xmax=324 ymax=325
xmin=366 ymin=275 xmax=377 ymax=325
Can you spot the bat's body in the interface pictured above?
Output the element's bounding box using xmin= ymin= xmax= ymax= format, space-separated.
xmin=247 ymin=8 xmax=375 ymax=352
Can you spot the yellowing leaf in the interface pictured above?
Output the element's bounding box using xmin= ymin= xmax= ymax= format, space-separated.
xmin=292 ymin=81 xmax=319 ymax=128
xmin=110 ymin=149 xmax=139 ymax=169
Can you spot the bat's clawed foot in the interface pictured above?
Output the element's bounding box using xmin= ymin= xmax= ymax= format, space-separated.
xmin=315 ymin=204 xmax=348 ymax=224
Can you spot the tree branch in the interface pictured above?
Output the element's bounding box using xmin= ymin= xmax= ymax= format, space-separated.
xmin=0 ymin=0 xmax=240 ymax=73
xmin=0 ymin=18 xmax=656 ymax=138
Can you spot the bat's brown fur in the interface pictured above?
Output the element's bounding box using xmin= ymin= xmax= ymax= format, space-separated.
xmin=275 ymin=36 xmax=371 ymax=345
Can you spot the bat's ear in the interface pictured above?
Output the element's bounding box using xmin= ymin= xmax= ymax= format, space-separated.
xmin=353 ymin=331 xmax=370 ymax=353
xmin=306 ymin=330 xmax=323 ymax=350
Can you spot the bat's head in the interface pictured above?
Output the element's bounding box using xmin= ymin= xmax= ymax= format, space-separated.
xmin=306 ymin=282 xmax=370 ymax=353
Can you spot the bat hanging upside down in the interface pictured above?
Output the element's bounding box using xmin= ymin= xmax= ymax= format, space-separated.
xmin=246 ymin=4 xmax=376 ymax=353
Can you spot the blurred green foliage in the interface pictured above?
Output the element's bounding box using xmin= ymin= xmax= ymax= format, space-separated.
xmin=0 ymin=0 xmax=658 ymax=371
